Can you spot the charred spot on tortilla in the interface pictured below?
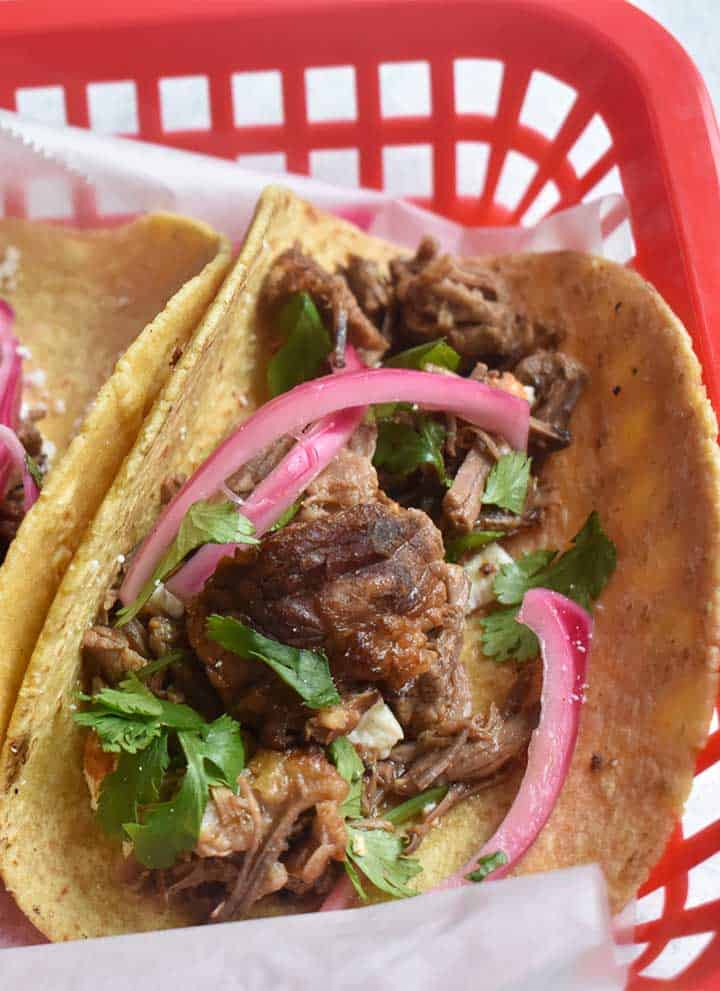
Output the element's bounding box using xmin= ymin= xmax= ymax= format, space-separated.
xmin=1 ymin=188 xmax=718 ymax=943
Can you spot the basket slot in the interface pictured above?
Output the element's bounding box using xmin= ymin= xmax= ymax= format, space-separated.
xmin=86 ymin=80 xmax=139 ymax=136
xmin=231 ymin=70 xmax=284 ymax=128
xmin=14 ymin=85 xmax=67 ymax=128
xmin=637 ymin=932 xmax=717 ymax=986
xmin=309 ymin=148 xmax=360 ymax=188
xmin=158 ymin=75 xmax=211 ymax=133
xmin=379 ymin=60 xmax=431 ymax=119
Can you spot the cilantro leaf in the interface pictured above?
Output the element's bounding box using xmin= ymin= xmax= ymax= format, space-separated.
xmin=482 ymin=452 xmax=532 ymax=515
xmin=384 ymin=338 xmax=460 ymax=373
xmin=206 ymin=615 xmax=341 ymax=709
xmin=74 ymin=678 xmax=205 ymax=752
xmin=345 ymin=825 xmax=422 ymax=900
xmin=327 ymin=736 xmax=364 ymax=818
xmin=493 ymin=512 xmax=616 ymax=609
xmin=480 ymin=607 xmax=540 ymax=663
xmin=466 ymin=850 xmax=508 ymax=882
xmin=480 ymin=512 xmax=616 ymax=662
xmin=270 ymin=501 xmax=301 ymax=531
xmin=444 ymin=529 xmax=504 ymax=564
xmin=117 ymin=501 xmax=257 ymax=626
xmin=493 ymin=549 xmax=557 ymax=605
xmin=73 ymin=710 xmax=162 ymax=754
xmin=384 ymin=785 xmax=449 ymax=826
xmin=373 ymin=417 xmax=448 ymax=486
xmin=25 ymin=453 xmax=43 ymax=489
xmin=97 ymin=734 xmax=169 ymax=836
xmin=123 ymin=718 xmax=245 ymax=870
xmin=267 ymin=292 xmax=331 ymax=397
xmin=134 ymin=650 xmax=188 ymax=682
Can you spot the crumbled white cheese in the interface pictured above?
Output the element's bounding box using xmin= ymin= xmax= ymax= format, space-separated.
xmin=17 ymin=345 xmax=31 ymax=360
xmin=351 ymin=833 xmax=367 ymax=857
xmin=464 ymin=543 xmax=515 ymax=612
xmin=348 ymin=700 xmax=404 ymax=759
xmin=523 ymin=384 xmax=536 ymax=408
xmin=144 ymin=582 xmax=185 ymax=619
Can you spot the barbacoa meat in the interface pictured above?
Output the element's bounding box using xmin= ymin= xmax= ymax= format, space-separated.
xmin=264 ymin=246 xmax=389 ymax=357
xmin=391 ymin=237 xmax=535 ymax=359
xmin=188 ymin=501 xmax=471 ymax=724
xmin=191 ymin=749 xmax=348 ymax=919
xmin=341 ymin=255 xmax=394 ymax=337
xmin=514 ymin=350 xmax=587 ymax=438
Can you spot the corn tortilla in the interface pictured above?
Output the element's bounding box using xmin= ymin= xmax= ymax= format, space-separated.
xmin=0 ymin=214 xmax=231 ymax=744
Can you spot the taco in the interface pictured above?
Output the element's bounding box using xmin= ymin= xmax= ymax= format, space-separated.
xmin=0 ymin=214 xmax=231 ymax=744
xmin=0 ymin=186 xmax=717 ymax=940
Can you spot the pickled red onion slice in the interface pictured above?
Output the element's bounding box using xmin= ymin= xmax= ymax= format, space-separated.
xmin=0 ymin=425 xmax=39 ymax=513
xmin=120 ymin=368 xmax=528 ymax=606
xmin=320 ymin=589 xmax=591 ymax=911
xmin=166 ymin=347 xmax=366 ymax=599
xmin=440 ymin=589 xmax=591 ymax=886
xmin=0 ymin=301 xmax=24 ymax=499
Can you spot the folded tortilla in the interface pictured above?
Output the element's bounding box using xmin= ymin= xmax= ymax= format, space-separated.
xmin=0 ymin=214 xmax=231 ymax=744
xmin=0 ymin=187 xmax=717 ymax=940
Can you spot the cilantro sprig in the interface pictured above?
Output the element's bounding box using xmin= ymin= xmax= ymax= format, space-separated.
xmin=482 ymin=451 xmax=532 ymax=515
xmin=75 ymin=677 xmax=245 ymax=868
xmin=206 ymin=615 xmax=340 ymax=709
xmin=373 ymin=416 xmax=449 ymax=486
xmin=480 ymin=511 xmax=616 ymax=662
xmin=267 ymin=292 xmax=332 ymax=397
xmin=384 ymin=338 xmax=461 ymax=373
xmin=327 ymin=736 xmax=424 ymax=901
xmin=445 ymin=529 xmax=504 ymax=564
xmin=116 ymin=500 xmax=258 ymax=626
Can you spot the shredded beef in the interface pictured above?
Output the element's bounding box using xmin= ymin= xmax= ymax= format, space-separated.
xmin=297 ymin=444 xmax=384 ymax=524
xmin=81 ymin=625 xmax=149 ymax=685
xmin=341 ymin=255 xmax=394 ymax=337
xmin=514 ymin=350 xmax=587 ymax=438
xmin=391 ymin=237 xmax=535 ymax=359
xmin=442 ymin=437 xmax=496 ymax=533
xmin=189 ymin=750 xmax=348 ymax=920
xmin=227 ymin=436 xmax=295 ymax=497
xmin=264 ymin=246 xmax=389 ymax=358
xmin=189 ymin=503 xmax=470 ymax=704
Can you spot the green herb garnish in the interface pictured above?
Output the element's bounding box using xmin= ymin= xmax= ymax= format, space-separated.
xmin=134 ymin=650 xmax=188 ymax=682
xmin=25 ymin=453 xmax=43 ymax=489
xmin=445 ymin=529 xmax=504 ymax=564
xmin=373 ymin=416 xmax=448 ymax=486
xmin=267 ymin=292 xmax=332 ymax=397
xmin=384 ymin=338 xmax=461 ymax=373
xmin=269 ymin=501 xmax=301 ymax=531
xmin=327 ymin=736 xmax=364 ymax=819
xmin=482 ymin=451 xmax=532 ymax=515
xmin=384 ymin=785 xmax=449 ymax=826
xmin=116 ymin=500 xmax=258 ymax=626
xmin=345 ymin=826 xmax=423 ymax=900
xmin=466 ymin=850 xmax=508 ymax=882
xmin=480 ymin=512 xmax=616 ymax=662
xmin=206 ymin=615 xmax=340 ymax=709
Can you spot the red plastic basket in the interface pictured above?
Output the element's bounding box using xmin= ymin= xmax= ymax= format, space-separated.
xmin=1 ymin=1 xmax=720 ymax=986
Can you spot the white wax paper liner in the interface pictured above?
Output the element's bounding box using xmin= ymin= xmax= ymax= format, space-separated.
xmin=0 ymin=110 xmax=631 ymax=988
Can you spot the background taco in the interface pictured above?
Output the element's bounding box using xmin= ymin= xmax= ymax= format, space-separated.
xmin=0 ymin=213 xmax=231 ymax=744
xmin=0 ymin=187 xmax=717 ymax=939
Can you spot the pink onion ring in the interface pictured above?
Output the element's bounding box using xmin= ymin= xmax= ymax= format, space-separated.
xmin=320 ymin=589 xmax=592 ymax=911
xmin=167 ymin=347 xmax=366 ymax=600
xmin=120 ymin=369 xmax=528 ymax=606
xmin=0 ymin=301 xmax=25 ymax=500
xmin=0 ymin=425 xmax=39 ymax=512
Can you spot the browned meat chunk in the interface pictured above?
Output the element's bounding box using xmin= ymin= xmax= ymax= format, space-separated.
xmin=378 ymin=708 xmax=533 ymax=796
xmin=442 ymin=437 xmax=495 ymax=532
xmin=189 ymin=503 xmax=469 ymax=700
xmin=305 ymin=688 xmax=381 ymax=745
xmin=264 ymin=246 xmax=389 ymax=357
xmin=391 ymin=237 xmax=534 ymax=359
xmin=190 ymin=750 xmax=348 ymax=919
xmin=342 ymin=255 xmax=394 ymax=335
xmin=227 ymin=436 xmax=295 ymax=497
xmin=297 ymin=444 xmax=384 ymax=523
xmin=82 ymin=624 xmax=149 ymax=685
xmin=514 ymin=350 xmax=587 ymax=437
xmin=389 ymin=563 xmax=471 ymax=733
